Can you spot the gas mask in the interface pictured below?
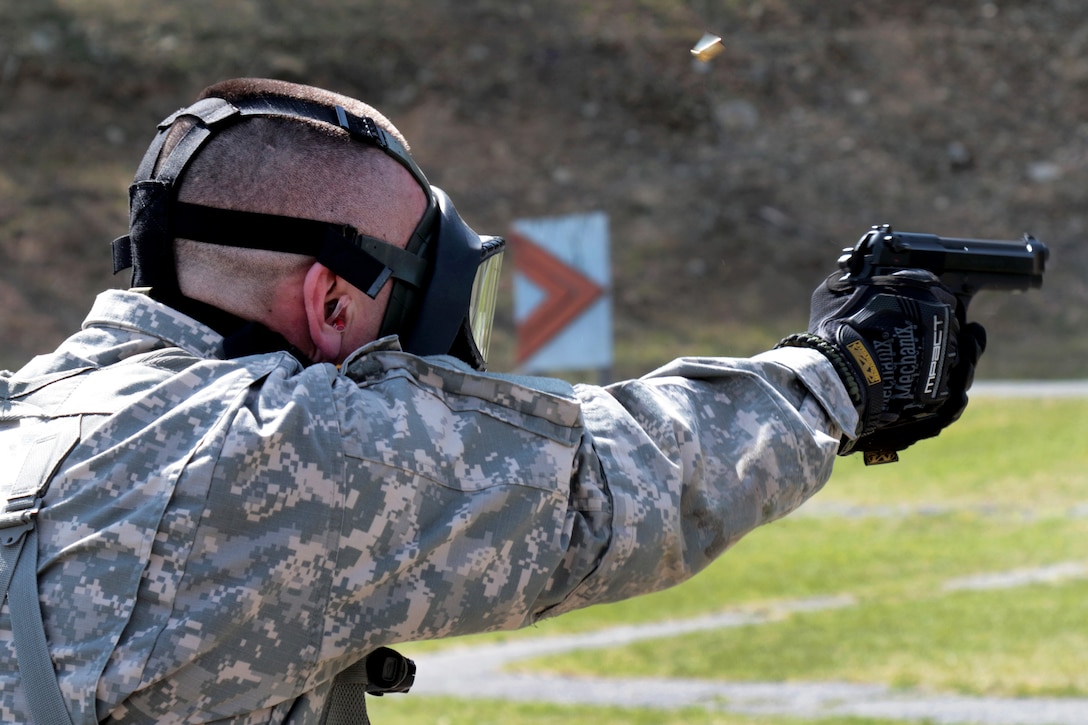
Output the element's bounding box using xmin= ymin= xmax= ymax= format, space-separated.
xmin=111 ymin=94 xmax=505 ymax=370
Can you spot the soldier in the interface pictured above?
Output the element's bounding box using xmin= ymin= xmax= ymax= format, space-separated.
xmin=0 ymin=78 xmax=984 ymax=724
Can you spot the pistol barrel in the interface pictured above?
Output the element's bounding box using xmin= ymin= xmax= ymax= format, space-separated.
xmin=840 ymin=225 xmax=1048 ymax=295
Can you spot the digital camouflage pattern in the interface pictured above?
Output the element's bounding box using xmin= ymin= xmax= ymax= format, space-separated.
xmin=0 ymin=289 xmax=855 ymax=723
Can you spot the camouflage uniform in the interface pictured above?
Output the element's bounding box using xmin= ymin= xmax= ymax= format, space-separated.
xmin=0 ymin=289 xmax=855 ymax=723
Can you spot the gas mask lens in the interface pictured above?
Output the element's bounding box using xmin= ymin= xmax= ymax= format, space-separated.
xmin=468 ymin=236 xmax=505 ymax=363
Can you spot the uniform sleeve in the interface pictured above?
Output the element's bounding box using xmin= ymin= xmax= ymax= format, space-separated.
xmin=535 ymin=345 xmax=855 ymax=619
xmin=322 ymin=345 xmax=854 ymax=656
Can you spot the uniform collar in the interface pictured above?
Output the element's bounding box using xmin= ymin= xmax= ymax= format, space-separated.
xmin=82 ymin=289 xmax=227 ymax=359
xmin=83 ymin=289 xmax=407 ymax=364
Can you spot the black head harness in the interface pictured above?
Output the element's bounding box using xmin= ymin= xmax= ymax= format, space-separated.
xmin=112 ymin=94 xmax=503 ymax=369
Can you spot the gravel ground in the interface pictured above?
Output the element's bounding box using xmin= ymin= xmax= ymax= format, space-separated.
xmin=970 ymin=381 xmax=1088 ymax=398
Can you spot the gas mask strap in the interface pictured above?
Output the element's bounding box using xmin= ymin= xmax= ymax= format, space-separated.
xmin=113 ymin=97 xmax=244 ymax=290
xmin=170 ymin=202 xmax=429 ymax=298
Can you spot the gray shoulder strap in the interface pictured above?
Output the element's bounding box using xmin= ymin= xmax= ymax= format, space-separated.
xmin=0 ymin=414 xmax=82 ymax=725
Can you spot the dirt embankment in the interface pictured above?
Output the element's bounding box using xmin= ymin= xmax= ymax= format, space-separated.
xmin=1 ymin=1 xmax=1084 ymax=378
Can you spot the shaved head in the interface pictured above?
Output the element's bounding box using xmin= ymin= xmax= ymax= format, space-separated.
xmin=165 ymin=79 xmax=426 ymax=321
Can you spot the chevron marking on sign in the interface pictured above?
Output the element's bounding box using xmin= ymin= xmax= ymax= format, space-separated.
xmin=509 ymin=230 xmax=604 ymax=365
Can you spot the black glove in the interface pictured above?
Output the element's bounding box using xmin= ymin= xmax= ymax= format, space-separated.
xmin=777 ymin=269 xmax=986 ymax=463
xmin=850 ymin=318 xmax=985 ymax=461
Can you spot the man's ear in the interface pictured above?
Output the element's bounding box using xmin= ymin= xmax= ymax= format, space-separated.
xmin=302 ymin=262 xmax=344 ymax=363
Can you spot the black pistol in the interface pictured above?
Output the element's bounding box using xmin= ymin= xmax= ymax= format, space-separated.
xmin=834 ymin=224 xmax=1048 ymax=466
xmin=838 ymin=224 xmax=1048 ymax=308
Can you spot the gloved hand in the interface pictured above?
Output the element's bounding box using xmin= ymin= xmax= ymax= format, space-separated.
xmin=777 ymin=269 xmax=986 ymax=463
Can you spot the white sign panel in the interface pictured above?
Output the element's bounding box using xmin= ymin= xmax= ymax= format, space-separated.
xmin=510 ymin=212 xmax=612 ymax=374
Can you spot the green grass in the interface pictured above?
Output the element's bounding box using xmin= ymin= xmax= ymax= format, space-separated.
xmin=368 ymin=696 xmax=908 ymax=725
xmin=508 ymin=536 xmax=1088 ymax=698
xmin=823 ymin=397 xmax=1088 ymax=511
xmin=506 ymin=580 xmax=1088 ymax=699
xmin=382 ymin=396 xmax=1088 ymax=721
